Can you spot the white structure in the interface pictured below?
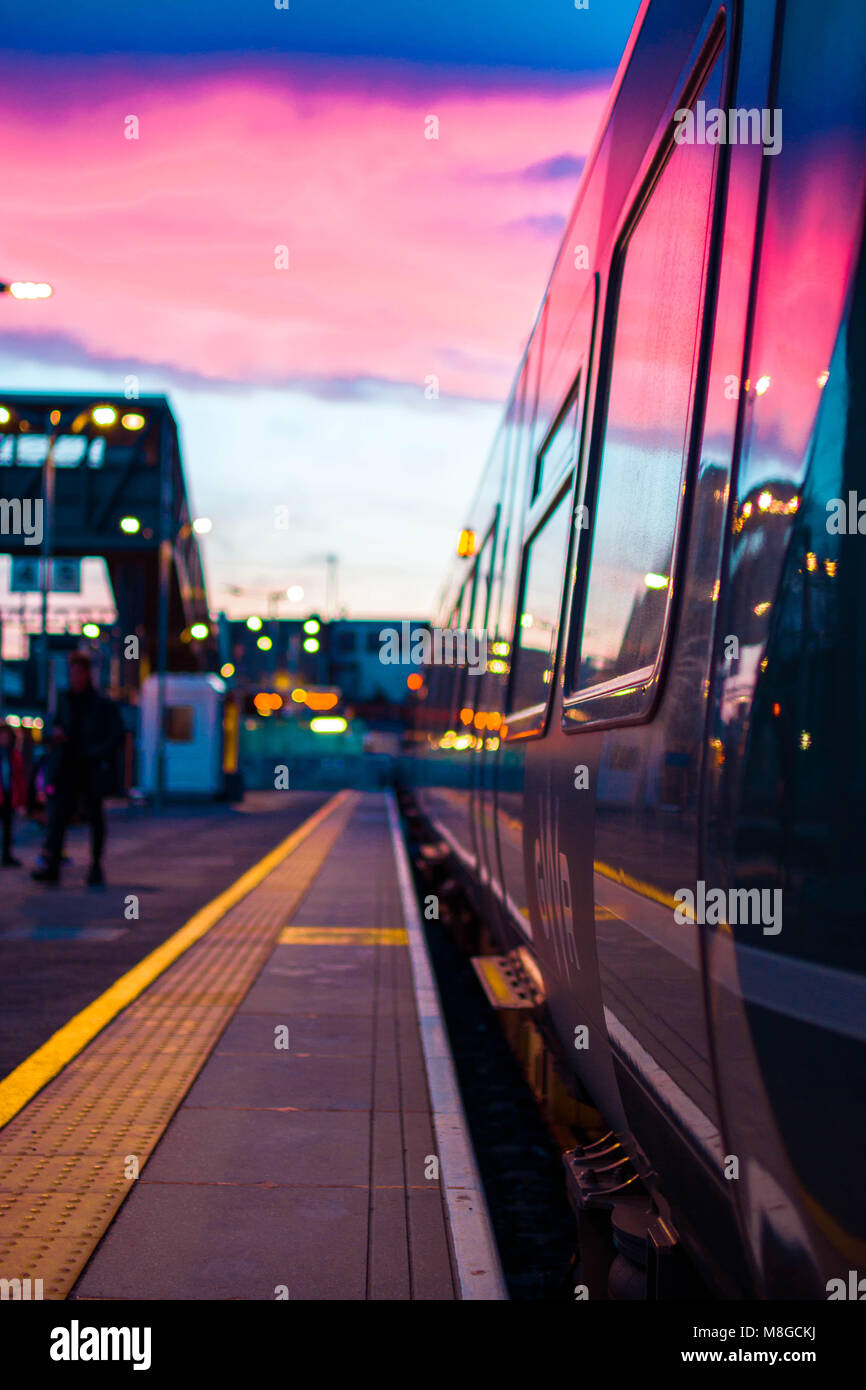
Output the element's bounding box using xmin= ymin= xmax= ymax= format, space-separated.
xmin=139 ymin=673 xmax=226 ymax=797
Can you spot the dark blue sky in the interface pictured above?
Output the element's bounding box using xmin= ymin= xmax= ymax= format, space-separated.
xmin=2 ymin=0 xmax=641 ymax=72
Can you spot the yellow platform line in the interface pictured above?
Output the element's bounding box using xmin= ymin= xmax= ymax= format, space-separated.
xmin=279 ymin=926 xmax=408 ymax=946
xmin=0 ymin=790 xmax=350 ymax=1130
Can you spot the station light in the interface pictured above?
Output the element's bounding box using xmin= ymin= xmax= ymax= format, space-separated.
xmin=82 ymin=622 xmax=100 ymax=638
xmin=119 ymin=516 xmax=141 ymax=534
xmin=457 ymin=528 xmax=476 ymax=558
xmin=757 ymin=490 xmax=773 ymax=511
xmin=246 ymin=616 xmax=263 ymax=631
xmin=92 ymin=405 xmax=117 ymax=426
xmin=220 ymin=662 xmax=235 ymax=678
xmin=644 ymin=573 xmax=669 ymax=590
xmin=190 ymin=622 xmax=209 ymax=640
xmin=6 ymin=281 xmax=53 ymax=299
xmin=310 ymin=716 xmax=348 ymax=734
xmin=192 ymin=517 xmax=212 ymax=535
xmin=304 ymin=691 xmax=338 ymax=711
xmin=287 ymin=585 xmax=304 ymax=602
xmin=257 ymin=635 xmax=273 ymax=651
xmin=291 ymin=688 xmax=307 ymax=703
xmin=303 ymin=637 xmax=320 ymax=653
xmin=121 ymin=412 xmax=146 ymax=431
xmin=754 ymin=375 xmax=772 ymax=396
xmin=407 ymin=673 xmax=423 ymax=691
xmin=254 ymin=692 xmax=283 ymax=715
xmin=49 ymin=409 xmax=61 ymax=426
xmin=303 ymin=618 xmax=320 ymax=635
xmin=0 ymin=406 xmax=10 ymax=424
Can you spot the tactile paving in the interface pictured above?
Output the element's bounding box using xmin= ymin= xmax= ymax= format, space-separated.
xmin=0 ymin=791 xmax=357 ymax=1298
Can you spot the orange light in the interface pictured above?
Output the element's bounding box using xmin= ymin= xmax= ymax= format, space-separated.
xmin=474 ymin=711 xmax=487 ymax=729
xmin=457 ymin=528 xmax=476 ymax=558
xmin=772 ymin=702 xmax=781 ymax=718
xmin=254 ymin=692 xmax=283 ymax=715
xmin=459 ymin=707 xmax=473 ymax=725
xmin=305 ymin=691 xmax=338 ymax=712
xmin=407 ymin=672 xmax=423 ymax=691
xmin=487 ymin=711 xmax=502 ymax=730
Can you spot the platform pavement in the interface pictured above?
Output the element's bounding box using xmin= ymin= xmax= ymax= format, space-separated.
xmin=0 ymin=790 xmax=504 ymax=1300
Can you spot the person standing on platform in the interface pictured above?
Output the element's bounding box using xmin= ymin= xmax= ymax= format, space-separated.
xmin=0 ymin=720 xmax=27 ymax=867
xmin=32 ymin=652 xmax=124 ymax=887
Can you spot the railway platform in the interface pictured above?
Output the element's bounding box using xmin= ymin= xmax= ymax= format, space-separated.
xmin=0 ymin=791 xmax=505 ymax=1301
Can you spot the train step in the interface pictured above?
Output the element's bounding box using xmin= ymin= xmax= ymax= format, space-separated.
xmin=471 ymin=948 xmax=546 ymax=1012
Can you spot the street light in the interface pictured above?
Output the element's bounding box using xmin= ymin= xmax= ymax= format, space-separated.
xmin=0 ymin=280 xmax=53 ymax=299
xmin=192 ymin=517 xmax=212 ymax=535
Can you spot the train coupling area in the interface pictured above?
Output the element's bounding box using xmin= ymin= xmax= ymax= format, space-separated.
xmin=0 ymin=790 xmax=505 ymax=1301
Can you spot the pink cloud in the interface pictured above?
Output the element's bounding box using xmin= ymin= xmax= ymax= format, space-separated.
xmin=0 ymin=64 xmax=606 ymax=400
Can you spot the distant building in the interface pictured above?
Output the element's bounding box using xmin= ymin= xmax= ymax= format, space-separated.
xmin=219 ymin=616 xmax=429 ymax=712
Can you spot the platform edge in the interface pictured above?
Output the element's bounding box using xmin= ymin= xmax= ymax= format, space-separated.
xmin=385 ymin=790 xmax=508 ymax=1302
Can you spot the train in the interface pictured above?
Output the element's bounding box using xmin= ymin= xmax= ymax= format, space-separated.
xmin=403 ymin=0 xmax=866 ymax=1298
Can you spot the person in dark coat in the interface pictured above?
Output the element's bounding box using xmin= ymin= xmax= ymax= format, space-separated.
xmin=0 ymin=720 xmax=27 ymax=867
xmin=32 ymin=652 xmax=124 ymax=886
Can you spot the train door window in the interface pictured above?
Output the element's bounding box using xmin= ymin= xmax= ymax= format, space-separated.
xmin=506 ymin=484 xmax=572 ymax=722
xmin=565 ymin=49 xmax=723 ymax=722
xmin=533 ymin=387 xmax=579 ymax=503
xmin=163 ymin=706 xmax=194 ymax=742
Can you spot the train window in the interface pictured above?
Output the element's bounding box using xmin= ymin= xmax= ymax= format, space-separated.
xmin=507 ymin=485 xmax=572 ymax=718
xmin=568 ymin=54 xmax=723 ymax=712
xmin=533 ymin=381 xmax=579 ymax=503
xmin=163 ymin=706 xmax=194 ymax=742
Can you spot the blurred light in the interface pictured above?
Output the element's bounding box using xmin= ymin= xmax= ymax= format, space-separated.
xmin=254 ymin=692 xmax=282 ymax=714
xmin=644 ymin=573 xmax=669 ymax=590
xmin=825 ymin=559 xmax=837 ymax=577
xmin=799 ymin=730 xmax=812 ymax=750
xmin=257 ymin=635 xmax=273 ymax=651
xmin=49 ymin=409 xmax=61 ymax=426
xmin=303 ymin=637 xmax=320 ymax=653
xmin=119 ymin=516 xmax=140 ymax=534
xmin=192 ymin=517 xmax=212 ymax=535
xmin=310 ymin=716 xmax=348 ymax=734
xmin=711 ymin=579 xmax=720 ymax=602
xmin=8 ymin=281 xmax=53 ymax=299
xmin=286 ymin=585 xmax=304 ymax=602
xmin=772 ymin=702 xmax=781 ymax=718
xmin=92 ymin=406 xmax=117 ymax=426
xmin=220 ymin=662 xmax=235 ymax=678
xmin=407 ymin=672 xmax=423 ymax=691
xmin=121 ymin=412 xmax=145 ymax=431
xmin=457 ymin=528 xmax=475 ymax=558
xmin=303 ymin=618 xmax=320 ymax=634
xmin=5 ymin=714 xmax=21 ymax=726
xmin=0 ymin=407 xmax=9 ymax=424
xmin=246 ymin=616 xmax=263 ymax=631
xmin=817 ymin=370 xmax=829 ymax=389
xmin=82 ymin=623 xmax=100 ymax=638
xmin=492 ymin=641 xmax=510 ymax=655
xmin=754 ymin=375 xmax=772 ymax=396
xmin=291 ymin=689 xmax=307 ymax=703
xmin=453 ymin=735 xmax=472 ymax=751
xmin=459 ymin=707 xmax=473 ymax=725
xmin=520 ymin=613 xmax=533 ymax=628
xmin=304 ymin=691 xmax=338 ymax=711
xmin=742 ymin=501 xmax=753 ymax=518
xmin=488 ymin=659 xmax=508 ymax=675
xmin=757 ymin=490 xmax=773 ymax=511
xmin=190 ymin=622 xmax=209 ymax=640
xmin=753 ymin=601 xmax=771 ymax=617
xmin=33 ymin=717 xmax=43 ymax=730
xmin=805 ymin=552 xmax=818 ymax=572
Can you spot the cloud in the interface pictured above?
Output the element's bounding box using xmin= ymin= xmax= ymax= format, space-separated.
xmin=518 ymin=153 xmax=586 ymax=181
xmin=0 ymin=64 xmax=607 ymax=404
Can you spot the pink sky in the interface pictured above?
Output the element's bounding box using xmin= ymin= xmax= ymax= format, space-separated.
xmin=0 ymin=66 xmax=607 ymax=401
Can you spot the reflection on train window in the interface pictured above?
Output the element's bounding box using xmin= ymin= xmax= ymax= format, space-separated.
xmin=509 ymin=488 xmax=571 ymax=714
xmin=574 ymin=59 xmax=721 ymax=700
xmin=534 ymin=383 xmax=579 ymax=503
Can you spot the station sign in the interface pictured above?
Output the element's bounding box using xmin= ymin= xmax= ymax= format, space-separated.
xmin=9 ymin=557 xmax=82 ymax=594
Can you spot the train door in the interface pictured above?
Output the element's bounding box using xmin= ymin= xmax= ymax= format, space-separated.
xmin=558 ymin=14 xmax=758 ymax=1290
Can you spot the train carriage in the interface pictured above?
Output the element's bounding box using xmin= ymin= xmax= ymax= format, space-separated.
xmin=405 ymin=0 xmax=866 ymax=1298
